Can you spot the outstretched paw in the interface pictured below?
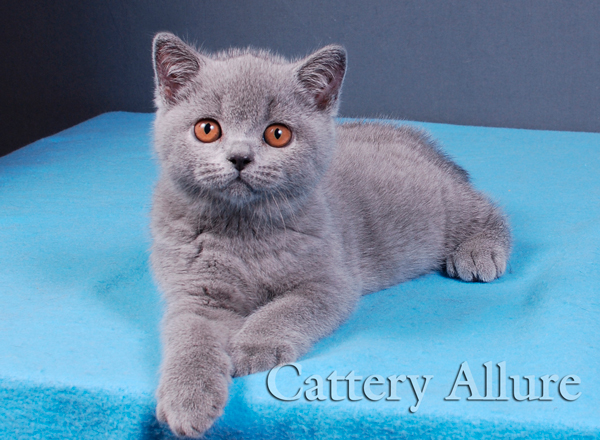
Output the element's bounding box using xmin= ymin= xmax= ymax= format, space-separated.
xmin=156 ymin=365 xmax=230 ymax=438
xmin=446 ymin=237 xmax=507 ymax=282
xmin=230 ymin=337 xmax=297 ymax=377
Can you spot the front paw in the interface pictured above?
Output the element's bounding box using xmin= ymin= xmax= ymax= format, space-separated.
xmin=156 ymin=368 xmax=230 ymax=438
xmin=230 ymin=337 xmax=297 ymax=377
xmin=446 ymin=237 xmax=507 ymax=282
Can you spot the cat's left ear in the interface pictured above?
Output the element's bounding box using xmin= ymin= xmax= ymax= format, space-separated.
xmin=296 ymin=45 xmax=347 ymax=114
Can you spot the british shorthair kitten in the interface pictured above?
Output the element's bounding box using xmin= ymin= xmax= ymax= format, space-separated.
xmin=150 ymin=32 xmax=510 ymax=437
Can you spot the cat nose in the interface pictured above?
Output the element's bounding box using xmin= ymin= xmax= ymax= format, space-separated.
xmin=228 ymin=154 xmax=253 ymax=171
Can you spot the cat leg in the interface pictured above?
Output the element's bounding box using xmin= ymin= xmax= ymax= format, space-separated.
xmin=156 ymin=301 xmax=244 ymax=438
xmin=446 ymin=201 xmax=511 ymax=282
xmin=230 ymin=279 xmax=358 ymax=377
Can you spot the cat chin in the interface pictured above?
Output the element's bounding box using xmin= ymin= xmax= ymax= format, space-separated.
xmin=173 ymin=175 xmax=258 ymax=207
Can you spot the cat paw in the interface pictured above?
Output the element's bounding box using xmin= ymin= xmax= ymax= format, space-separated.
xmin=230 ymin=337 xmax=297 ymax=377
xmin=156 ymin=368 xmax=230 ymax=438
xmin=446 ymin=237 xmax=507 ymax=282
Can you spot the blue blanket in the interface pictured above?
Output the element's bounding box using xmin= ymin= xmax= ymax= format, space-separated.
xmin=1 ymin=112 xmax=598 ymax=439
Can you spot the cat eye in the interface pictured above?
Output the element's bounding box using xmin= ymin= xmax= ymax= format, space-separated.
xmin=194 ymin=119 xmax=221 ymax=143
xmin=264 ymin=124 xmax=292 ymax=148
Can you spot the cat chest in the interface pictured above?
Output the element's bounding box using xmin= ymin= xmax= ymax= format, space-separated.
xmin=186 ymin=232 xmax=318 ymax=311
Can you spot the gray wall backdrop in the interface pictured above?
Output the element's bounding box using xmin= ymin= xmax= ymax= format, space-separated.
xmin=2 ymin=0 xmax=599 ymax=157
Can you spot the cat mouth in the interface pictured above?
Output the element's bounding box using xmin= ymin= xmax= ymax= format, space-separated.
xmin=222 ymin=175 xmax=255 ymax=200
xmin=233 ymin=174 xmax=252 ymax=187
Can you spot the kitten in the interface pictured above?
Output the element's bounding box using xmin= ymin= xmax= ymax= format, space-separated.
xmin=150 ymin=32 xmax=510 ymax=437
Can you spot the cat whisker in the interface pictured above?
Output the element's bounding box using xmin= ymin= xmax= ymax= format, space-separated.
xmin=275 ymin=188 xmax=298 ymax=226
xmin=250 ymin=173 xmax=276 ymax=181
xmin=270 ymin=193 xmax=287 ymax=235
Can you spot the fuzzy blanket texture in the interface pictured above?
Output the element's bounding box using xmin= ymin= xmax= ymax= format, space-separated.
xmin=0 ymin=112 xmax=598 ymax=439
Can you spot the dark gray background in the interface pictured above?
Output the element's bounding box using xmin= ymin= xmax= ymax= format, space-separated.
xmin=2 ymin=0 xmax=599 ymax=157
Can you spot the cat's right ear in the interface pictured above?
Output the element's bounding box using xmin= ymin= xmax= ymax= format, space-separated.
xmin=152 ymin=32 xmax=202 ymax=108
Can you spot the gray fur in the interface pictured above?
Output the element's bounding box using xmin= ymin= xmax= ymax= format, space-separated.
xmin=150 ymin=32 xmax=511 ymax=437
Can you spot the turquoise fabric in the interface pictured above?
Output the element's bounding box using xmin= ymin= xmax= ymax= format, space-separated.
xmin=1 ymin=112 xmax=598 ymax=439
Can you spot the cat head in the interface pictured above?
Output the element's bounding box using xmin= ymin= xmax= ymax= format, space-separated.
xmin=152 ymin=32 xmax=346 ymax=211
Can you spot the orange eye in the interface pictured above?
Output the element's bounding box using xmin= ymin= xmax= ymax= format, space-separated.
xmin=194 ymin=119 xmax=221 ymax=143
xmin=264 ymin=124 xmax=292 ymax=148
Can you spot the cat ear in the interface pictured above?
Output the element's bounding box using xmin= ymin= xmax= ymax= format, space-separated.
xmin=296 ymin=45 xmax=347 ymax=113
xmin=152 ymin=32 xmax=202 ymax=107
